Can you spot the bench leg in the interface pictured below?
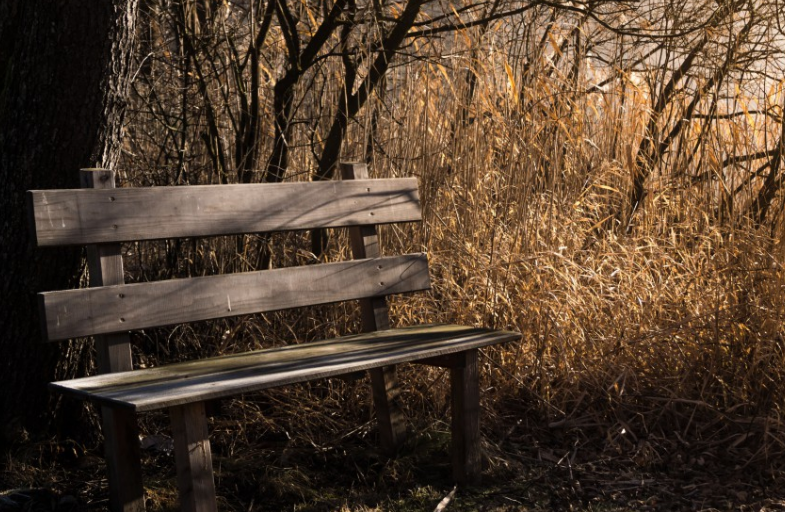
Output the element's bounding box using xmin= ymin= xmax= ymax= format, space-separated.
xmin=370 ymin=365 xmax=406 ymax=454
xmin=103 ymin=407 xmax=145 ymax=512
xmin=170 ymin=402 xmax=217 ymax=512
xmin=451 ymin=349 xmax=481 ymax=485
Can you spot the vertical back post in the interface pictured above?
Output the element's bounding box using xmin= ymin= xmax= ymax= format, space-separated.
xmin=341 ymin=162 xmax=406 ymax=453
xmin=81 ymin=169 xmax=145 ymax=511
xmin=81 ymin=169 xmax=134 ymax=373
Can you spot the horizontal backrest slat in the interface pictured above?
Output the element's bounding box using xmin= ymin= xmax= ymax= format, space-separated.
xmin=39 ymin=254 xmax=430 ymax=341
xmin=29 ymin=178 xmax=420 ymax=246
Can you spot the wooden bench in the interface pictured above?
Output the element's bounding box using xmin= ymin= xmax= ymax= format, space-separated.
xmin=28 ymin=163 xmax=521 ymax=512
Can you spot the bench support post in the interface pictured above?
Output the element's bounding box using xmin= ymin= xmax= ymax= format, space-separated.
xmin=370 ymin=366 xmax=405 ymax=453
xmin=451 ymin=349 xmax=481 ymax=484
xmin=103 ymin=407 xmax=145 ymax=511
xmin=170 ymin=402 xmax=217 ymax=512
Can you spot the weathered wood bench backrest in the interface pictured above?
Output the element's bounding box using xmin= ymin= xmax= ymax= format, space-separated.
xmin=31 ymin=164 xmax=425 ymax=345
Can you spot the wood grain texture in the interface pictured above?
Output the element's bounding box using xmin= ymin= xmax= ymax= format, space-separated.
xmin=49 ymin=324 xmax=521 ymax=412
xmin=40 ymin=254 xmax=430 ymax=341
xmin=170 ymin=402 xmax=217 ymax=512
xmin=451 ymin=349 xmax=481 ymax=485
xmin=29 ymin=178 xmax=420 ymax=246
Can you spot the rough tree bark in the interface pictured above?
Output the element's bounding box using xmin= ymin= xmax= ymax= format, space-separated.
xmin=0 ymin=0 xmax=139 ymax=447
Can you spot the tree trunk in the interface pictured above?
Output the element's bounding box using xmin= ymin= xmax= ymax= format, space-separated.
xmin=0 ymin=0 xmax=138 ymax=447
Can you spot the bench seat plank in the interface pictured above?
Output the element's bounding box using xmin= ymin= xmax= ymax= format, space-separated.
xmin=50 ymin=324 xmax=520 ymax=412
xmin=29 ymin=178 xmax=420 ymax=246
xmin=40 ymin=255 xmax=430 ymax=341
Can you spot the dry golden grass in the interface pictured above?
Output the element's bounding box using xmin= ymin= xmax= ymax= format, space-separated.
xmin=9 ymin=6 xmax=785 ymax=510
xmin=386 ymin=47 xmax=785 ymax=470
